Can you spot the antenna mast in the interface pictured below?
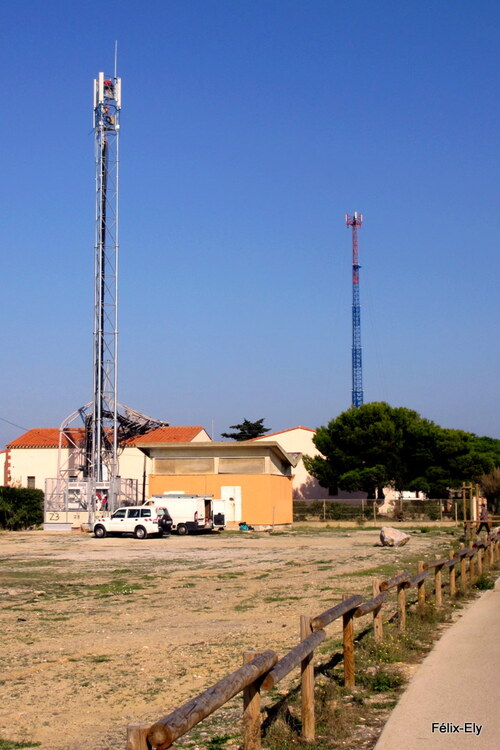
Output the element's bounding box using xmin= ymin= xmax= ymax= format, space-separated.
xmin=345 ymin=211 xmax=364 ymax=408
xmin=91 ymin=69 xmax=122 ymax=511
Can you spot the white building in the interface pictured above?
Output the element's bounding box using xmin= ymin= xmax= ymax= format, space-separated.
xmin=3 ymin=425 xmax=211 ymax=503
xmin=251 ymin=426 xmax=367 ymax=503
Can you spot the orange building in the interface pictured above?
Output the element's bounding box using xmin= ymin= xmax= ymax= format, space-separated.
xmin=136 ymin=441 xmax=300 ymax=527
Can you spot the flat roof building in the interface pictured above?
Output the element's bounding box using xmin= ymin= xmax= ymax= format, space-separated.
xmin=137 ymin=440 xmax=300 ymax=527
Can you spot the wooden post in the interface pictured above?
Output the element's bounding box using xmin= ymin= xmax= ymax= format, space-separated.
xmin=126 ymin=724 xmax=150 ymax=750
xmin=469 ymin=552 xmax=476 ymax=585
xmin=373 ymin=579 xmax=383 ymax=642
xmin=342 ymin=595 xmax=355 ymax=689
xmin=397 ymin=570 xmax=406 ymax=632
xmin=460 ymin=544 xmax=467 ymax=592
xmin=243 ymin=651 xmax=263 ymax=750
xmin=449 ymin=550 xmax=456 ymax=597
xmin=434 ymin=556 xmax=442 ymax=608
xmin=300 ymin=616 xmax=315 ymax=742
xmin=489 ymin=541 xmax=494 ymax=567
xmin=477 ymin=546 xmax=483 ymax=577
xmin=417 ymin=561 xmax=426 ymax=610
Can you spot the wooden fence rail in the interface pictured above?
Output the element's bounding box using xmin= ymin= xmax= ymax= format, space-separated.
xmin=126 ymin=531 xmax=499 ymax=750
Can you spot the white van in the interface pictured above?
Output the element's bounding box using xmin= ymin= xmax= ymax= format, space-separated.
xmin=143 ymin=492 xmax=225 ymax=535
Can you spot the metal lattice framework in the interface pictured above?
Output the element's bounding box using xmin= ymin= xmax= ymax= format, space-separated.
xmin=345 ymin=212 xmax=364 ymax=408
xmin=92 ymin=72 xmax=122 ymax=496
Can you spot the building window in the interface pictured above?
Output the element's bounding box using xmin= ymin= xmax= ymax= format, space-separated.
xmin=27 ymin=476 xmax=36 ymax=489
xmin=154 ymin=458 xmax=215 ymax=475
xmin=219 ymin=457 xmax=265 ymax=474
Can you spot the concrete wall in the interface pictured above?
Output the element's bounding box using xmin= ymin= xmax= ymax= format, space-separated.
xmin=0 ymin=451 xmax=6 ymax=486
xmin=253 ymin=429 xmax=329 ymax=499
xmin=117 ymin=447 xmax=152 ymax=503
xmin=253 ymin=428 xmax=367 ymax=502
xmin=8 ymin=448 xmax=61 ymax=490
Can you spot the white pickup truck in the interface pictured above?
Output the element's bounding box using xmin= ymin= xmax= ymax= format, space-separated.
xmin=93 ymin=505 xmax=169 ymax=539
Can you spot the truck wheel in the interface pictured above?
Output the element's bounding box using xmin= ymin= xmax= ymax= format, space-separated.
xmin=177 ymin=524 xmax=188 ymax=536
xmin=94 ymin=525 xmax=106 ymax=539
xmin=134 ymin=525 xmax=147 ymax=539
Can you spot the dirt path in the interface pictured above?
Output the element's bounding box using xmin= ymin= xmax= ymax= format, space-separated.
xmin=0 ymin=528 xmax=455 ymax=749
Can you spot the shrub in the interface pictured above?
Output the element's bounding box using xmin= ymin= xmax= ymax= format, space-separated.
xmin=0 ymin=487 xmax=44 ymax=530
xmin=474 ymin=574 xmax=495 ymax=591
xmin=293 ymin=500 xmax=372 ymax=521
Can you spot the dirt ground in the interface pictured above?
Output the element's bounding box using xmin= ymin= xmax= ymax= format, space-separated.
xmin=0 ymin=526 xmax=459 ymax=750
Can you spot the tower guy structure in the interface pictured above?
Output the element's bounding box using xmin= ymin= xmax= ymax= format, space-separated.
xmin=91 ymin=71 xmax=122 ymax=504
xmin=345 ymin=212 xmax=364 ymax=408
xmin=44 ymin=65 xmax=168 ymax=529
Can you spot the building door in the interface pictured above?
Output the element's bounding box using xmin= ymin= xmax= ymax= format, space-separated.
xmin=221 ymin=486 xmax=242 ymax=523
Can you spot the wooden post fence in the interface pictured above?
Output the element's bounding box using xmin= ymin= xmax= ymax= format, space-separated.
xmin=469 ymin=551 xmax=476 ymax=585
xmin=460 ymin=544 xmax=467 ymax=593
xmin=477 ymin=545 xmax=483 ymax=577
xmin=126 ymin=724 xmax=150 ymax=750
xmin=300 ymin=616 xmax=315 ymax=742
xmin=372 ymin=579 xmax=383 ymax=642
xmin=434 ymin=556 xmax=443 ymax=607
xmin=417 ymin=561 xmax=426 ymax=609
xmin=124 ymin=531 xmax=499 ymax=750
xmin=243 ymin=651 xmax=264 ymax=750
xmin=449 ymin=550 xmax=456 ymax=597
xmin=342 ymin=595 xmax=355 ymax=689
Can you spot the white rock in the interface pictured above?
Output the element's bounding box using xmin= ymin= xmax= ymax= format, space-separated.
xmin=380 ymin=527 xmax=410 ymax=547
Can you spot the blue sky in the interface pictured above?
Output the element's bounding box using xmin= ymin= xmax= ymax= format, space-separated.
xmin=1 ymin=0 xmax=499 ymax=446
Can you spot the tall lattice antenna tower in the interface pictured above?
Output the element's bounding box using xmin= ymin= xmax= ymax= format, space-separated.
xmin=345 ymin=211 xmax=364 ymax=408
xmin=91 ymin=71 xmax=122 ymax=502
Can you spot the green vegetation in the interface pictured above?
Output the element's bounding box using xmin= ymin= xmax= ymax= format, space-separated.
xmin=0 ymin=742 xmax=41 ymax=749
xmin=0 ymin=487 xmax=44 ymax=530
xmin=293 ymin=501 xmax=373 ymax=522
xmin=304 ymin=402 xmax=497 ymax=500
xmin=206 ymin=735 xmax=233 ymax=749
xmin=473 ymin=574 xmax=495 ymax=590
xmin=221 ymin=417 xmax=270 ymax=441
xmin=480 ymin=467 xmax=500 ymax=513
xmin=86 ymin=579 xmax=144 ymax=597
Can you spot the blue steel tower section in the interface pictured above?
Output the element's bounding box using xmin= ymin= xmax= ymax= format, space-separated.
xmin=345 ymin=212 xmax=364 ymax=408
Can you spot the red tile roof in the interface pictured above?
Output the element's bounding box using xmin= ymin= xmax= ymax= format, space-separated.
xmin=7 ymin=428 xmax=85 ymax=449
xmin=7 ymin=425 xmax=208 ymax=449
xmin=130 ymin=426 xmax=207 ymax=444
